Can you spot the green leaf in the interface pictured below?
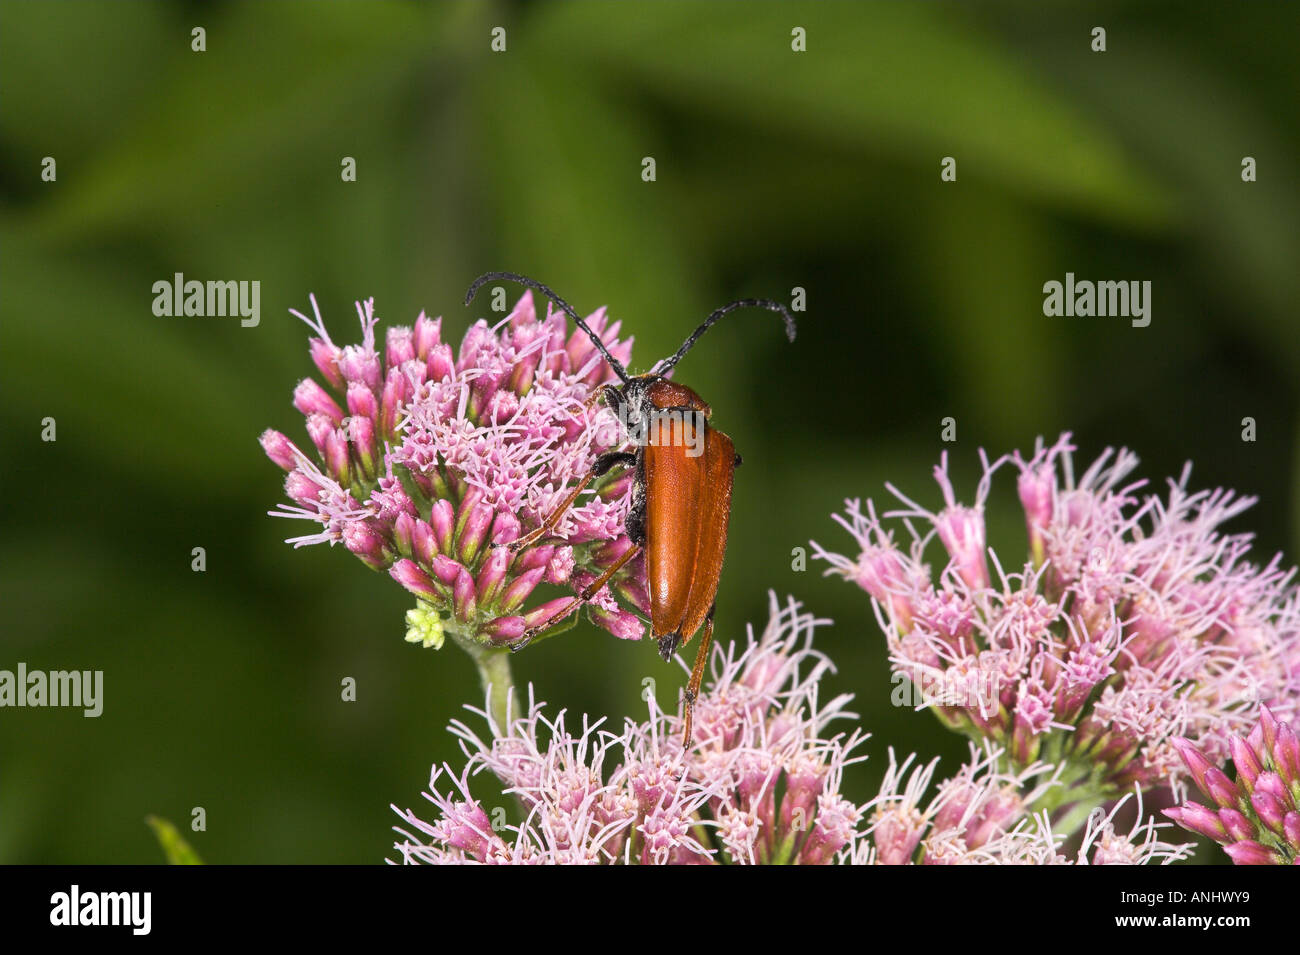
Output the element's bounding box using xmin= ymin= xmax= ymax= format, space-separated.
xmin=530 ymin=1 xmax=1174 ymax=227
xmin=19 ymin=2 xmax=450 ymax=241
xmin=145 ymin=816 xmax=204 ymax=865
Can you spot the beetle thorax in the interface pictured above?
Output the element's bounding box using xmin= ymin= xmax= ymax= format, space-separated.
xmin=630 ymin=375 xmax=711 ymax=419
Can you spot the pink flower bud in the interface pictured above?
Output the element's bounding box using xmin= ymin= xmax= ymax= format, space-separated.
xmin=343 ymin=521 xmax=388 ymax=570
xmin=305 ymin=413 xmax=333 ymax=455
xmin=1204 ymin=766 xmax=1243 ymax=810
xmin=259 ymin=429 xmax=300 ymax=471
xmin=457 ymin=501 xmax=494 ymax=566
xmin=590 ymin=536 xmax=634 ymax=565
xmin=380 ymin=367 xmax=411 ymax=439
xmin=412 ymin=311 xmax=441 ymax=361
xmin=386 ymin=326 xmax=415 ymax=368
xmin=324 ymin=428 xmax=351 ymax=485
xmin=412 ymin=519 xmax=438 ymax=567
xmin=966 ymin=790 xmax=1023 ymax=849
xmin=506 ymin=290 xmax=535 ymax=329
xmin=780 ymin=756 xmax=826 ymax=832
xmin=435 ymin=802 xmax=495 ymax=860
xmin=346 ymin=382 xmax=378 ymax=423
xmin=614 ymin=572 xmax=651 ymax=616
xmin=338 ymin=345 xmax=381 ymax=392
xmin=1284 ymin=812 xmax=1300 ymax=849
xmin=566 ymin=308 xmax=609 ymax=384
xmin=588 ymin=606 xmax=644 ymax=641
xmin=1258 ymin=705 xmax=1281 ymax=756
xmin=799 ymin=795 xmax=859 ymax=865
xmin=1223 ymin=840 xmax=1282 ymax=865
xmin=476 ymin=547 xmax=511 ymax=606
xmin=1171 ymin=737 xmax=1213 ymax=794
xmin=1163 ymin=805 xmax=1227 ymax=843
xmin=470 ymin=365 xmax=508 ymax=414
xmin=426 ymin=342 xmax=454 ymax=382
xmin=522 ymin=598 xmax=573 ymax=631
xmin=1218 ymin=807 xmax=1254 ymax=842
xmin=873 ymin=803 xmax=926 ymax=865
xmin=485 ymin=390 xmax=519 ymax=425
xmin=546 ymin=546 xmax=575 ymax=585
xmin=491 ymin=511 xmax=521 ymax=546
xmin=481 ymin=615 xmax=527 ymax=645
xmin=1230 ymin=736 xmax=1263 ymax=792
xmin=390 ymin=559 xmax=437 ymax=600
xmin=348 ymin=416 xmax=377 ymax=480
xmin=285 ymin=470 xmax=324 ymax=507
xmin=1275 ymin=723 xmax=1300 ymax=788
xmin=453 ymin=567 xmax=477 ymax=622
xmin=309 ymin=337 xmax=343 ymax=389
xmin=393 ymin=512 xmax=416 ymax=558
xmin=1250 ymin=791 xmax=1287 ymax=835
xmin=1017 ymin=465 xmax=1054 ymax=563
xmin=500 ymin=568 xmax=545 ymax=614
xmin=935 ymin=504 xmax=988 ymax=590
xmin=1252 ymin=772 xmax=1289 ymax=809
xmin=431 ymin=555 xmax=465 ymax=587
xmin=853 ymin=546 xmax=915 ymax=631
xmin=508 ymin=325 xmax=544 ymax=393
xmin=293 ymin=378 xmax=343 ymax=424
xmin=514 ymin=545 xmax=555 ymax=574
xmin=430 ymin=498 xmax=455 ymax=555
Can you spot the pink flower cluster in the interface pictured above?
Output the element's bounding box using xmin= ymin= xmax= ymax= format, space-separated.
xmin=864 ymin=743 xmax=1189 ymax=864
xmin=390 ymin=594 xmax=1191 ymax=865
xmin=392 ymin=595 xmax=870 ymax=864
xmin=812 ymin=434 xmax=1300 ymax=798
xmin=1166 ymin=705 xmax=1300 ymax=864
xmin=261 ymin=292 xmax=648 ymax=649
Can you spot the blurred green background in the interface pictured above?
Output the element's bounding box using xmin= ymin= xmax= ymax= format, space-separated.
xmin=2 ymin=0 xmax=1297 ymax=863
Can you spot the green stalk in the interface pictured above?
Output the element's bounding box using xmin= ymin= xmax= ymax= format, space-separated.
xmin=1051 ymin=793 xmax=1110 ymax=839
xmin=451 ymin=630 xmax=519 ymax=732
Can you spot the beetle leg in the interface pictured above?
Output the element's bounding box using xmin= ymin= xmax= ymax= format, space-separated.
xmin=508 ymin=450 xmax=636 ymax=553
xmin=586 ymin=382 xmax=621 ymax=412
xmin=680 ymin=603 xmax=716 ymax=750
xmin=509 ymin=544 xmax=642 ymax=651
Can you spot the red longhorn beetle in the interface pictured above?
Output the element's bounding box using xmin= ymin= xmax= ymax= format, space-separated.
xmin=465 ymin=272 xmax=796 ymax=748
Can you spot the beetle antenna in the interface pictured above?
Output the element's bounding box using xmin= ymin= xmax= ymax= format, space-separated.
xmin=464 ymin=271 xmax=631 ymax=384
xmin=652 ymin=298 xmax=797 ymax=376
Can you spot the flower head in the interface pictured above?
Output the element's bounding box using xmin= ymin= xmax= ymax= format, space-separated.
xmin=391 ymin=592 xmax=1190 ymax=865
xmin=811 ymin=434 xmax=1300 ymax=801
xmin=392 ymin=594 xmax=872 ymax=864
xmin=860 ymin=744 xmax=1190 ymax=865
xmin=1165 ymin=705 xmax=1300 ymax=864
xmin=262 ymin=292 xmax=646 ymax=649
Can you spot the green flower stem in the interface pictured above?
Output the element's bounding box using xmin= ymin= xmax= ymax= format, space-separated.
xmin=1025 ymin=745 xmax=1112 ymax=839
xmin=940 ymin=727 xmax=1115 ymax=841
xmin=769 ymin=829 xmax=799 ymax=865
xmin=451 ymin=631 xmax=519 ymax=733
xmin=446 ymin=612 xmax=582 ymax=733
xmin=1050 ymin=793 xmax=1109 ymax=839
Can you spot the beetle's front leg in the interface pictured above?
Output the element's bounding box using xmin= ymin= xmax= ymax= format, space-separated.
xmin=508 ymin=449 xmax=636 ymax=554
xmin=508 ymin=543 xmax=642 ymax=651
